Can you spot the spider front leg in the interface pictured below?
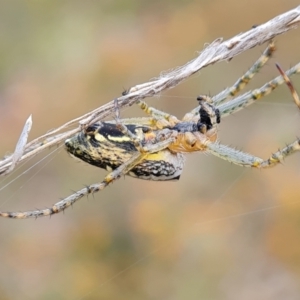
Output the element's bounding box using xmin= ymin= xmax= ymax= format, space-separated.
xmin=188 ymin=42 xmax=276 ymax=118
xmin=213 ymin=42 xmax=276 ymax=106
xmin=206 ymin=64 xmax=300 ymax=168
xmin=218 ymin=62 xmax=300 ymax=118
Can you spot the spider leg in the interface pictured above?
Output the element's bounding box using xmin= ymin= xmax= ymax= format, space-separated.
xmin=115 ymin=97 xmax=179 ymax=133
xmin=217 ymin=62 xmax=300 ymax=118
xmin=136 ymin=99 xmax=180 ymax=127
xmin=113 ymin=99 xmax=147 ymax=153
xmin=136 ymin=99 xmax=173 ymax=118
xmin=122 ymin=85 xmax=179 ymax=123
xmin=213 ymin=42 xmax=276 ymax=105
xmin=114 ymin=98 xmax=176 ymax=151
xmin=0 ymin=137 xmax=175 ymax=219
xmin=125 ymin=44 xmax=276 ymax=125
xmin=187 ymin=42 xmax=276 ymax=118
xmin=206 ymin=140 xmax=300 ymax=168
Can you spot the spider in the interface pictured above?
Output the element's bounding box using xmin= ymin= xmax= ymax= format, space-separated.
xmin=1 ymin=42 xmax=300 ymax=219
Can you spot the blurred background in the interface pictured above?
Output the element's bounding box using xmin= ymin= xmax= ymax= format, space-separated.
xmin=0 ymin=1 xmax=300 ymax=299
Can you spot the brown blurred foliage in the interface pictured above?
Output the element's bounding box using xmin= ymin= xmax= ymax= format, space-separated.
xmin=0 ymin=1 xmax=300 ymax=299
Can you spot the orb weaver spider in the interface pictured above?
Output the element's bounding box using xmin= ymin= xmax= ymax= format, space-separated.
xmin=1 ymin=42 xmax=300 ymax=219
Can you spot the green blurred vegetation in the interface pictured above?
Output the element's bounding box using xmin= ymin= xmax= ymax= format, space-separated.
xmin=0 ymin=1 xmax=300 ymax=299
